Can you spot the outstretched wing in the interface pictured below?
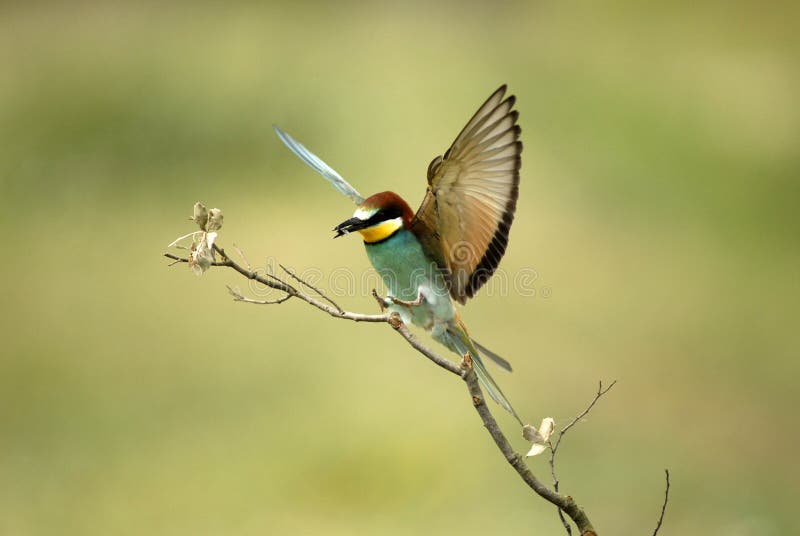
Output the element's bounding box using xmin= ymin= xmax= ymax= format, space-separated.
xmin=409 ymin=85 xmax=522 ymax=304
xmin=274 ymin=125 xmax=365 ymax=204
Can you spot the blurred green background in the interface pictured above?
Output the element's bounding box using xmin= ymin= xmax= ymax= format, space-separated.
xmin=1 ymin=2 xmax=798 ymax=534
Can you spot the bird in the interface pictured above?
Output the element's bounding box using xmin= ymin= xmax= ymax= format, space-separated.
xmin=274 ymin=85 xmax=523 ymax=423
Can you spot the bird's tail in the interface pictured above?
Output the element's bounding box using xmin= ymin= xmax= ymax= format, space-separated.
xmin=471 ymin=338 xmax=513 ymax=372
xmin=446 ymin=318 xmax=522 ymax=425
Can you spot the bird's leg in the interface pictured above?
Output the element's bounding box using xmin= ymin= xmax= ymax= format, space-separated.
xmin=388 ymin=292 xmax=426 ymax=309
xmin=371 ymin=289 xmax=391 ymax=311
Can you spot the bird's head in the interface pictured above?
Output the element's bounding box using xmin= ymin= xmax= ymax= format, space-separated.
xmin=333 ymin=191 xmax=414 ymax=243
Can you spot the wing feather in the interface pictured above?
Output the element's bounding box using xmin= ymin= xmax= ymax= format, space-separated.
xmin=410 ymin=85 xmax=522 ymax=304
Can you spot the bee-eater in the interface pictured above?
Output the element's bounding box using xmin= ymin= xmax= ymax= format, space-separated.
xmin=275 ymin=85 xmax=522 ymax=423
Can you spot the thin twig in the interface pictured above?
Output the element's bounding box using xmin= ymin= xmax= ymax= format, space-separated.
xmin=557 ymin=380 xmax=617 ymax=448
xmin=555 ymin=498 xmax=572 ymax=534
xmin=232 ymin=243 xmax=252 ymax=271
xmin=652 ymin=469 xmax=670 ymax=536
xmin=164 ymin=252 xmax=227 ymax=267
xmin=279 ymin=263 xmax=344 ymax=314
xmin=548 ymin=380 xmax=617 ymax=535
xmin=226 ymin=285 xmax=292 ymax=305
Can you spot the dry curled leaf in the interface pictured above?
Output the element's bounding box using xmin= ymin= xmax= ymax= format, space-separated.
xmin=192 ymin=202 xmax=209 ymax=230
xmin=524 ymin=417 xmax=555 ymax=457
xmin=188 ymin=231 xmax=217 ymax=275
xmin=207 ymin=208 xmax=224 ymax=232
xmin=169 ymin=202 xmax=224 ymax=275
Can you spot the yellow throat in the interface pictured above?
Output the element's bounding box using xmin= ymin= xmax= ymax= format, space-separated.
xmin=357 ymin=217 xmax=402 ymax=243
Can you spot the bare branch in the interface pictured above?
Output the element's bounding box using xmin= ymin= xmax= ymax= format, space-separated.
xmin=652 ymin=469 xmax=670 ymax=536
xmin=164 ymin=249 xmax=387 ymax=323
xmin=460 ymin=355 xmax=597 ymax=536
xmin=387 ymin=313 xmax=463 ymax=376
xmin=165 ymin=238 xmax=628 ymax=536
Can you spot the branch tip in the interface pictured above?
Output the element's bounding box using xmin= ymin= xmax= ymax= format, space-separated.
xmin=652 ymin=469 xmax=670 ymax=536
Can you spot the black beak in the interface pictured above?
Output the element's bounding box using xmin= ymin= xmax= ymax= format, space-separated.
xmin=333 ymin=217 xmax=368 ymax=238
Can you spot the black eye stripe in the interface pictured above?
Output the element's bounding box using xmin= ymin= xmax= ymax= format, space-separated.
xmin=366 ymin=206 xmax=403 ymax=225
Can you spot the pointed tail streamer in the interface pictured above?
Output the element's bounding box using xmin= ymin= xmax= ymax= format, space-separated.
xmin=274 ymin=125 xmax=365 ymax=204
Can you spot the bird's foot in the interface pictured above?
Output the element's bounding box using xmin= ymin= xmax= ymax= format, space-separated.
xmin=388 ymin=293 xmax=425 ymax=309
xmin=371 ymin=289 xmax=391 ymax=311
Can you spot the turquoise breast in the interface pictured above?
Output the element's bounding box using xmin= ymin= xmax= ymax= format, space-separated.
xmin=364 ymin=228 xmax=454 ymax=329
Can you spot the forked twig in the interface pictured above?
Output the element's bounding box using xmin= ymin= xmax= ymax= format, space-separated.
xmin=548 ymin=380 xmax=617 ymax=535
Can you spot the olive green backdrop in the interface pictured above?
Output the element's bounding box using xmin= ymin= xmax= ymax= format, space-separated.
xmin=1 ymin=2 xmax=797 ymax=534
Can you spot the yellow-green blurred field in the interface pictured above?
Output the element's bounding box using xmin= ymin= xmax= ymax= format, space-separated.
xmin=1 ymin=2 xmax=798 ymax=534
